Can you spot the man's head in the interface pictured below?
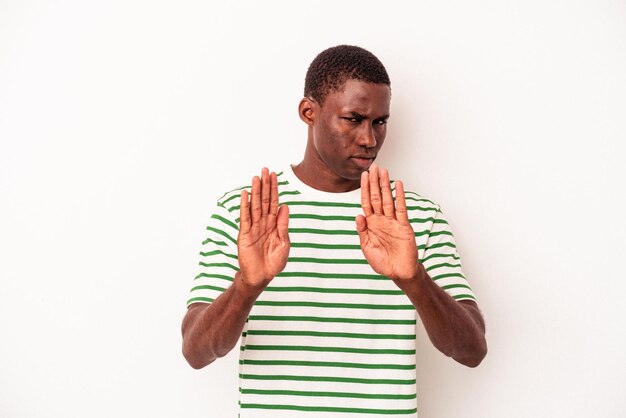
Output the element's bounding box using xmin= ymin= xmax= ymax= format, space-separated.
xmin=296 ymin=45 xmax=392 ymax=193
xmin=304 ymin=45 xmax=390 ymax=105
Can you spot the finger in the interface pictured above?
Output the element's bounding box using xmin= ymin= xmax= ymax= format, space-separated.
xmin=355 ymin=214 xmax=369 ymax=247
xmin=360 ymin=171 xmax=373 ymax=216
xmin=380 ymin=168 xmax=395 ymax=219
xmin=394 ymin=180 xmax=410 ymax=225
xmin=239 ymin=189 xmax=251 ymax=235
xmin=368 ymin=163 xmax=383 ymax=215
xmin=355 ymin=214 xmax=368 ymax=234
xmin=261 ymin=167 xmax=270 ymax=216
xmin=269 ymin=171 xmax=279 ymax=216
xmin=250 ymin=175 xmax=262 ymax=224
xmin=276 ymin=204 xmax=290 ymax=242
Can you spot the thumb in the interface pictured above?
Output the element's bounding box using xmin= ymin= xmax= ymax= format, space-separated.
xmin=355 ymin=214 xmax=369 ymax=243
xmin=276 ymin=204 xmax=290 ymax=242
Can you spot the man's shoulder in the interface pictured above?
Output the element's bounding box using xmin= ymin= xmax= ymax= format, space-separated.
xmin=215 ymin=183 xmax=250 ymax=211
xmin=394 ymin=182 xmax=441 ymax=213
xmin=213 ymin=167 xmax=290 ymax=211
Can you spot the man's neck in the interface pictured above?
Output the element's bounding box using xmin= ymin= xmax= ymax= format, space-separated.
xmin=291 ymin=160 xmax=360 ymax=193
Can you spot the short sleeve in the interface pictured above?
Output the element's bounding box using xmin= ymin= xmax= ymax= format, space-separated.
xmin=186 ymin=201 xmax=240 ymax=306
xmin=420 ymin=206 xmax=476 ymax=302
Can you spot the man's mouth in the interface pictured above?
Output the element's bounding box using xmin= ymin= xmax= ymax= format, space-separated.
xmin=350 ymin=156 xmax=375 ymax=168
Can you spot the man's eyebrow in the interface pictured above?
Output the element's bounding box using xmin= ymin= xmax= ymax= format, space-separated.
xmin=348 ymin=111 xmax=367 ymax=119
xmin=345 ymin=111 xmax=389 ymax=120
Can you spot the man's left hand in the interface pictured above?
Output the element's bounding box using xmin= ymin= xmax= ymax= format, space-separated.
xmin=356 ymin=164 xmax=419 ymax=282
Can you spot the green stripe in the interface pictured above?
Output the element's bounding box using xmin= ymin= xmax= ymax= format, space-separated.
xmin=211 ymin=213 xmax=238 ymax=230
xmin=287 ymin=257 xmax=369 ymax=265
xmin=426 ymin=242 xmax=456 ymax=250
xmin=187 ymin=296 xmax=214 ymax=304
xmin=218 ymin=189 xmax=240 ymax=201
xmin=277 ymin=272 xmax=386 ymax=280
xmin=454 ymin=293 xmax=476 ymax=301
xmin=243 ymin=345 xmax=416 ymax=355
xmin=408 ymin=217 xmax=447 ymax=225
xmin=240 ymin=403 xmax=417 ymax=414
xmin=404 ymin=192 xmax=436 ymax=205
xmin=400 ymin=203 xmax=433 ymax=211
xmin=290 ymin=214 xmax=355 ymax=221
xmin=428 ymin=230 xmax=453 ymax=238
xmin=442 ymin=284 xmax=472 ymax=291
xmin=289 ymin=228 xmax=358 ymax=236
xmin=406 ymin=205 xmax=433 ymax=211
xmin=422 ymin=253 xmax=460 ymax=263
xmin=263 ymin=286 xmax=404 ymax=296
xmin=431 ymin=272 xmax=465 ymax=281
xmin=247 ymin=330 xmax=415 ymax=340
xmin=248 ymin=315 xmax=415 ymax=325
xmin=240 ymin=388 xmax=416 ymax=400
xmin=199 ymin=261 xmax=239 ymax=271
xmin=254 ymin=301 xmax=414 ymax=310
xmin=282 ymin=201 xmax=362 ymax=208
xmin=279 ymin=190 xmax=301 ymax=197
xmin=194 ymin=273 xmax=234 ymax=282
xmin=408 ymin=217 xmax=435 ymax=224
xmin=240 ymin=359 xmax=415 ymax=370
xmin=425 ymin=262 xmax=462 ymax=272
xmin=201 ymin=237 xmax=228 ymax=246
xmin=240 ymin=374 xmax=416 ymax=385
xmin=199 ymin=249 xmax=238 ymax=260
xmin=221 ymin=192 xmax=242 ymax=206
xmin=291 ymin=242 xmax=362 ymax=250
xmin=191 ymin=284 xmax=226 ymax=293
xmin=205 ymin=226 xmax=237 ymax=245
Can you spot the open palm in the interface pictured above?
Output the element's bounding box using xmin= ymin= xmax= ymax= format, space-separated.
xmin=237 ymin=168 xmax=290 ymax=289
xmin=356 ymin=164 xmax=419 ymax=281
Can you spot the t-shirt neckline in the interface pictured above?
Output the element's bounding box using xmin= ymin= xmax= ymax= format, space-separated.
xmin=282 ymin=164 xmax=362 ymax=202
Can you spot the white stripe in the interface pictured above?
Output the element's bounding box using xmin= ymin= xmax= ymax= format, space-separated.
xmin=247 ymin=319 xmax=416 ymax=336
xmin=242 ymin=347 xmax=416 ymax=365
xmin=240 ymin=393 xmax=417 ymax=411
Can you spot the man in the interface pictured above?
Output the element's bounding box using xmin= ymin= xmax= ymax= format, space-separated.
xmin=182 ymin=45 xmax=487 ymax=417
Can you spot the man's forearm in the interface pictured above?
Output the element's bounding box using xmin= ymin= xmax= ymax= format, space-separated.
xmin=396 ymin=263 xmax=487 ymax=367
xmin=182 ymin=272 xmax=263 ymax=369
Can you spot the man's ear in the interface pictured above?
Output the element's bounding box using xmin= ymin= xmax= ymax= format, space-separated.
xmin=298 ymin=97 xmax=316 ymax=126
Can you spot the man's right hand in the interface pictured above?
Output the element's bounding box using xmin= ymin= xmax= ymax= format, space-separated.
xmin=237 ymin=167 xmax=290 ymax=290
xmin=182 ymin=167 xmax=290 ymax=368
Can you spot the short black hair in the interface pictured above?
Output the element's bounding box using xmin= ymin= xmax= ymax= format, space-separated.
xmin=304 ymin=45 xmax=390 ymax=104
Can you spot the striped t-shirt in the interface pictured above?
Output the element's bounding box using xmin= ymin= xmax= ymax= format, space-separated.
xmin=187 ymin=166 xmax=476 ymax=417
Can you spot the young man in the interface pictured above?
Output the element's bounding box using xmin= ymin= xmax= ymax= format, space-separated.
xmin=182 ymin=45 xmax=487 ymax=417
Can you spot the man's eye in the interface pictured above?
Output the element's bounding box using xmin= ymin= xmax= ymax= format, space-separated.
xmin=374 ymin=119 xmax=387 ymax=125
xmin=344 ymin=117 xmax=361 ymax=123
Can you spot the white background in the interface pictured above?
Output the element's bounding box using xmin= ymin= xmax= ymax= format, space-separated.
xmin=1 ymin=1 xmax=625 ymax=417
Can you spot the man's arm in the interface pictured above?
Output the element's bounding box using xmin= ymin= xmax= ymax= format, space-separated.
xmin=355 ymin=164 xmax=487 ymax=367
xmin=182 ymin=168 xmax=290 ymax=369
xmin=394 ymin=266 xmax=487 ymax=367
xmin=182 ymin=273 xmax=264 ymax=369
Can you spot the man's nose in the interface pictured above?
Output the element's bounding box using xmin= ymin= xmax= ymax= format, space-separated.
xmin=357 ymin=124 xmax=377 ymax=148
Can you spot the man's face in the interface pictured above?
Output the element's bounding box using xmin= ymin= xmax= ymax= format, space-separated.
xmin=310 ymin=79 xmax=391 ymax=185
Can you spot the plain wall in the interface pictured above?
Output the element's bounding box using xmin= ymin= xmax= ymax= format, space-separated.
xmin=1 ymin=1 xmax=625 ymax=417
